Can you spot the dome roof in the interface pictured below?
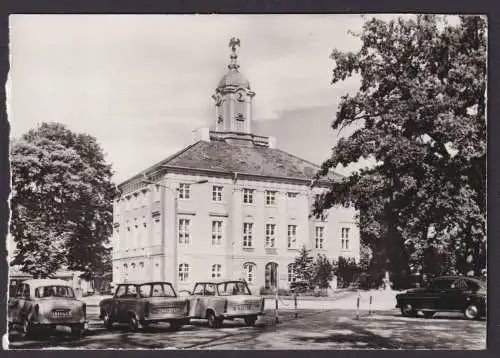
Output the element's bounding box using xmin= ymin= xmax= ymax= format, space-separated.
xmin=217 ymin=69 xmax=250 ymax=89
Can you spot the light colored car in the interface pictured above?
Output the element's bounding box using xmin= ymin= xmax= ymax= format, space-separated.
xmin=184 ymin=280 xmax=264 ymax=328
xmin=99 ymin=281 xmax=190 ymax=331
xmin=8 ymin=279 xmax=87 ymax=337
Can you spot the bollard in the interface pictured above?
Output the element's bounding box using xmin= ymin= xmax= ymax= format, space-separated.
xmin=275 ymin=290 xmax=279 ymax=324
xmin=294 ymin=292 xmax=298 ymax=319
xmin=369 ymin=295 xmax=373 ymax=315
xmin=356 ymin=292 xmax=360 ymax=320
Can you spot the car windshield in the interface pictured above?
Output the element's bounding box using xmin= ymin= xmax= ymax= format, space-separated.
xmin=139 ymin=283 xmax=176 ymax=298
xmin=217 ymin=282 xmax=251 ymax=296
xmin=36 ymin=285 xmax=75 ymax=298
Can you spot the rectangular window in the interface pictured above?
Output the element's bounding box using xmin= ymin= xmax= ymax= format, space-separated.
xmin=153 ymin=218 xmax=161 ymax=245
xmin=178 ymin=183 xmax=191 ymax=199
xmin=178 ymin=219 xmax=190 ymax=244
xmin=315 ymin=226 xmax=324 ymax=249
xmin=287 ymin=225 xmax=297 ymax=248
xmin=341 ymin=227 xmax=350 ymax=250
xmin=212 ymin=186 xmax=223 ymax=202
xmin=212 ymin=220 xmax=223 ymax=246
xmin=287 ymin=192 xmax=298 ymax=199
xmin=243 ymin=188 xmax=254 ymax=204
xmin=243 ymin=223 xmax=253 ymax=247
xmin=265 ymin=190 xmax=277 ymax=205
xmin=265 ymin=224 xmax=276 ymax=248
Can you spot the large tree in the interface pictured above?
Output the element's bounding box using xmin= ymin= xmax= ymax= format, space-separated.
xmin=10 ymin=123 xmax=117 ymax=279
xmin=315 ymin=15 xmax=486 ymax=279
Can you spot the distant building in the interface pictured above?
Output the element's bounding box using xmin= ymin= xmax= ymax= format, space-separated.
xmin=112 ymin=38 xmax=360 ymax=292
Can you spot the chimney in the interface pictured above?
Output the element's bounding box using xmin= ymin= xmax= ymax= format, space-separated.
xmin=193 ymin=127 xmax=210 ymax=142
xmin=268 ymin=136 xmax=276 ymax=149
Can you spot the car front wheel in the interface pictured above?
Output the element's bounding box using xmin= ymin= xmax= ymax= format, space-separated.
xmin=401 ymin=303 xmax=416 ymax=317
xmin=464 ymin=304 xmax=480 ymax=320
xmin=207 ymin=311 xmax=222 ymax=329
xmin=244 ymin=316 xmax=257 ymax=326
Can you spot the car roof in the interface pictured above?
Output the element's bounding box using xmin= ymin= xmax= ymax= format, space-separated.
xmin=194 ymin=280 xmax=246 ymax=285
xmin=116 ymin=281 xmax=174 ymax=286
xmin=433 ymin=275 xmax=486 ymax=284
xmin=23 ymin=279 xmax=72 ymax=287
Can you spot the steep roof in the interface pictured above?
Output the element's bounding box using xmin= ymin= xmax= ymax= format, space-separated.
xmin=120 ymin=140 xmax=342 ymax=188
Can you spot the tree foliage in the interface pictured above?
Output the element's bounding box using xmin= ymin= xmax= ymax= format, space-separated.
xmin=316 ymin=15 xmax=486 ymax=278
xmin=312 ymin=254 xmax=334 ymax=289
xmin=10 ymin=123 xmax=117 ymax=279
xmin=293 ymin=245 xmax=315 ymax=286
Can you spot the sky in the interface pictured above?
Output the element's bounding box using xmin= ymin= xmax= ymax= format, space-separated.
xmin=8 ymin=14 xmax=398 ymax=183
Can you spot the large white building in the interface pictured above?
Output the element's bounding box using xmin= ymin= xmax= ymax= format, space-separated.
xmin=112 ymin=39 xmax=360 ymax=292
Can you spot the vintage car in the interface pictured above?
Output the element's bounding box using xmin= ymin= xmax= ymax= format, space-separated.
xmin=8 ymin=279 xmax=87 ymax=336
xmin=395 ymin=275 xmax=486 ymax=320
xmin=183 ymin=280 xmax=264 ymax=328
xmin=99 ymin=281 xmax=190 ymax=331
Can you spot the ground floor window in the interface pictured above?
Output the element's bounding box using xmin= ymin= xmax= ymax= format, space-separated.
xmin=287 ymin=264 xmax=297 ymax=283
xmin=179 ymin=263 xmax=189 ymax=282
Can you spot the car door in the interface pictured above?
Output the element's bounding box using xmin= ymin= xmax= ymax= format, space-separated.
xmin=117 ymin=284 xmax=138 ymax=322
xmin=9 ymin=284 xmax=25 ymax=324
xmin=441 ymin=278 xmax=468 ymax=311
xmin=112 ymin=285 xmax=128 ymax=322
xmin=434 ymin=278 xmax=458 ymax=310
xmin=191 ymin=283 xmax=206 ymax=318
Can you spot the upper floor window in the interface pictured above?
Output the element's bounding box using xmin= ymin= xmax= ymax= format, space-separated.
xmin=341 ymin=227 xmax=350 ymax=250
xmin=179 ymin=263 xmax=189 ymax=282
xmin=287 ymin=192 xmax=298 ymax=199
xmin=212 ymin=220 xmax=223 ymax=246
xmin=287 ymin=225 xmax=297 ymax=249
xmin=212 ymin=185 xmax=223 ymax=202
xmin=243 ymin=188 xmax=254 ymax=204
xmin=243 ymin=262 xmax=256 ymax=283
xmin=178 ymin=219 xmax=191 ymax=244
xmin=265 ymin=190 xmax=277 ymax=206
xmin=178 ymin=183 xmax=191 ymax=199
xmin=265 ymin=224 xmax=276 ymax=248
xmin=243 ymin=222 xmax=253 ymax=247
xmin=211 ymin=264 xmax=222 ymax=279
xmin=315 ymin=226 xmax=324 ymax=249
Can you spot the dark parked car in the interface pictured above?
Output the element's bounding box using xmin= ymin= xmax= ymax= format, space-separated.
xmin=99 ymin=282 xmax=190 ymax=331
xmin=395 ymin=275 xmax=486 ymax=320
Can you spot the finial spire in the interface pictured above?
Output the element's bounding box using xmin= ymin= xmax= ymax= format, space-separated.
xmin=228 ymin=37 xmax=241 ymax=70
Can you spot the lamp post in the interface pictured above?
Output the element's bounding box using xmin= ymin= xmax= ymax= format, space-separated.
xmin=141 ymin=175 xmax=207 ymax=290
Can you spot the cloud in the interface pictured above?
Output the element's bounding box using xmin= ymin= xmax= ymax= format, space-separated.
xmin=8 ymin=14 xmax=398 ymax=182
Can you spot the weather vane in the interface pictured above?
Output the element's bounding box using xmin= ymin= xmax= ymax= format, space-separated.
xmin=228 ymin=37 xmax=241 ymax=70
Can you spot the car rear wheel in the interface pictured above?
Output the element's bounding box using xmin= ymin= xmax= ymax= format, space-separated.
xmin=21 ymin=318 xmax=35 ymax=337
xmin=464 ymin=304 xmax=479 ymax=320
xmin=71 ymin=324 xmax=85 ymax=337
xmin=207 ymin=311 xmax=222 ymax=329
xmin=102 ymin=310 xmax=113 ymax=329
xmin=244 ymin=316 xmax=257 ymax=326
xmin=401 ymin=303 xmax=416 ymax=317
xmin=169 ymin=321 xmax=182 ymax=331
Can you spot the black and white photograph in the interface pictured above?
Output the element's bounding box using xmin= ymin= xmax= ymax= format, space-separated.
xmin=5 ymin=14 xmax=486 ymax=350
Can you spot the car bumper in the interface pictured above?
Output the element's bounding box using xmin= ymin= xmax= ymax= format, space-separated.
xmin=31 ymin=321 xmax=88 ymax=331
xmin=143 ymin=317 xmax=190 ymax=324
xmin=223 ymin=311 xmax=264 ymax=319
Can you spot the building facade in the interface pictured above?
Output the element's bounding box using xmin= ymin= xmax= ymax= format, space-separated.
xmin=112 ymin=38 xmax=360 ymax=293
